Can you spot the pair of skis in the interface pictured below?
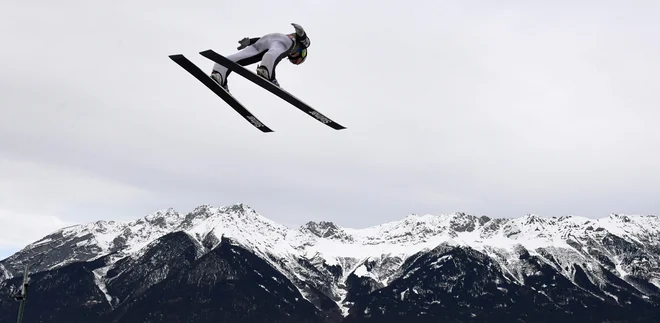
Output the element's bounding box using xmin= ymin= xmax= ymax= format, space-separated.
xmin=169 ymin=50 xmax=346 ymax=132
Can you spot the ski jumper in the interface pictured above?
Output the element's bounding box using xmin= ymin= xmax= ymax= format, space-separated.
xmin=210 ymin=23 xmax=310 ymax=90
xmin=213 ymin=33 xmax=293 ymax=82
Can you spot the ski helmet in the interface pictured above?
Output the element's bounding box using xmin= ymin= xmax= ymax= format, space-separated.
xmin=288 ymin=47 xmax=307 ymax=65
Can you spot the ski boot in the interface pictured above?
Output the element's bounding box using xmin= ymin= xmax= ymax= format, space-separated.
xmin=256 ymin=66 xmax=280 ymax=87
xmin=210 ymin=70 xmax=229 ymax=92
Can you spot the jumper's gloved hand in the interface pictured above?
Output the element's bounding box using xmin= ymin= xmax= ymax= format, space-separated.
xmin=237 ymin=37 xmax=251 ymax=50
xmin=291 ymin=23 xmax=310 ymax=47
xmin=291 ymin=23 xmax=305 ymax=36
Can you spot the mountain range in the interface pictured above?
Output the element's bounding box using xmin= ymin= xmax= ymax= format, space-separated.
xmin=1 ymin=203 xmax=659 ymax=322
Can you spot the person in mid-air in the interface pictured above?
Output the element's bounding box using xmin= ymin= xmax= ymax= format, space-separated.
xmin=210 ymin=23 xmax=310 ymax=92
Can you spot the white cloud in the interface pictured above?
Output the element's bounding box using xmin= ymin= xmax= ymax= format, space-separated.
xmin=0 ymin=209 xmax=73 ymax=253
xmin=0 ymin=157 xmax=153 ymax=252
xmin=0 ymin=158 xmax=151 ymax=211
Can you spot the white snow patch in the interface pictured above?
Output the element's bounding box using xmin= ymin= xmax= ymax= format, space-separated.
xmin=400 ymin=289 xmax=408 ymax=300
xmin=319 ymin=254 xmax=340 ymax=266
xmin=430 ymin=255 xmax=453 ymax=268
xmin=26 ymin=238 xmax=53 ymax=248
xmin=0 ymin=264 xmax=11 ymax=280
xmin=258 ymin=284 xmax=270 ymax=293
xmin=403 ymin=267 xmax=420 ymax=279
xmin=92 ymin=266 xmax=113 ymax=307
xmin=353 ymin=264 xmax=370 ymax=277
xmin=613 ymin=258 xmax=629 ymax=278
xmin=650 ymin=278 xmax=660 ymax=290
xmin=603 ymin=290 xmax=620 ymax=304
xmin=336 ymin=288 xmax=351 ymax=316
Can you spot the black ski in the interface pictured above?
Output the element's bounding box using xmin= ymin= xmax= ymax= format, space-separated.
xmin=198 ymin=49 xmax=346 ymax=130
xmin=169 ymin=54 xmax=274 ymax=133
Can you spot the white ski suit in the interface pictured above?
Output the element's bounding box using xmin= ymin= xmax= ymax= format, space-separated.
xmin=211 ymin=23 xmax=310 ymax=86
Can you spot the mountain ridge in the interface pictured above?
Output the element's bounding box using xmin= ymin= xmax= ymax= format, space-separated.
xmin=1 ymin=203 xmax=659 ymax=322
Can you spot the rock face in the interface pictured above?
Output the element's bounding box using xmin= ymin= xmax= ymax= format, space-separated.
xmin=1 ymin=205 xmax=659 ymax=322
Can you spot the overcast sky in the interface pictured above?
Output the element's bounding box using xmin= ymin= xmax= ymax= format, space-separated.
xmin=1 ymin=0 xmax=659 ymax=259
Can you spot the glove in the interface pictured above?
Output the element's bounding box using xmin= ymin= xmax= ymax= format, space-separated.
xmin=291 ymin=23 xmax=310 ymax=47
xmin=237 ymin=37 xmax=251 ymax=50
xmin=291 ymin=23 xmax=305 ymax=37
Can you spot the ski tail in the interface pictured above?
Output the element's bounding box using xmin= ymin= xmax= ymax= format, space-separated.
xmin=169 ymin=54 xmax=274 ymax=133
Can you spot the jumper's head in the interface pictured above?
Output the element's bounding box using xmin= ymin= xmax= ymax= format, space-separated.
xmin=288 ymin=47 xmax=307 ymax=65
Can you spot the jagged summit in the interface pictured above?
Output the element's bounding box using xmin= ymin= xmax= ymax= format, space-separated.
xmin=301 ymin=221 xmax=345 ymax=238
xmin=1 ymin=203 xmax=276 ymax=276
xmin=5 ymin=207 xmax=658 ymax=273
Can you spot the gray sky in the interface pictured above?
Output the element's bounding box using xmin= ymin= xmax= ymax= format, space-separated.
xmin=1 ymin=0 xmax=659 ymax=259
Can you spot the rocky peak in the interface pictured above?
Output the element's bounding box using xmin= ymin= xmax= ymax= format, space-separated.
xmin=448 ymin=212 xmax=482 ymax=232
xmin=223 ymin=202 xmax=251 ymax=213
xmin=143 ymin=208 xmax=183 ymax=228
xmin=303 ymin=221 xmax=342 ymax=238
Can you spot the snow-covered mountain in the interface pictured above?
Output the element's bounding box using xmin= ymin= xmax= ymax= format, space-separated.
xmin=1 ymin=204 xmax=659 ymax=323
